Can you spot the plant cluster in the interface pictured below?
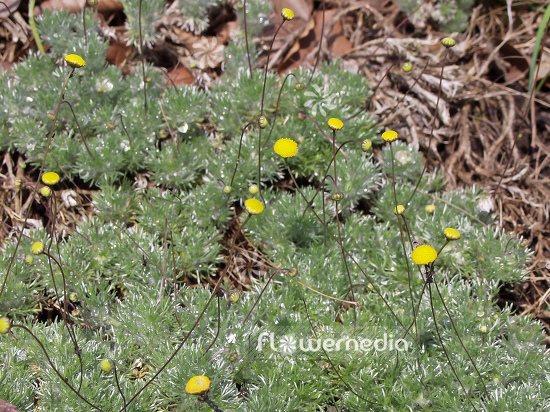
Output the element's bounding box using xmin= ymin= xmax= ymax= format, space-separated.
xmin=0 ymin=2 xmax=548 ymax=412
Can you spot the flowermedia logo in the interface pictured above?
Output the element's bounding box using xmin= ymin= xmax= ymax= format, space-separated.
xmin=257 ymin=331 xmax=410 ymax=355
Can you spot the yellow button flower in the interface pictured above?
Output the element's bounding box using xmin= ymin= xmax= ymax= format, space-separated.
xmin=100 ymin=358 xmax=112 ymax=372
xmin=281 ymin=8 xmax=295 ymax=21
xmin=185 ymin=375 xmax=211 ymax=395
xmin=381 ymin=130 xmax=398 ymax=142
xmin=42 ymin=172 xmax=60 ymax=185
xmin=402 ymin=62 xmax=413 ymax=72
xmin=64 ymin=54 xmax=86 ymax=68
xmin=443 ymin=228 xmax=461 ymax=240
xmin=274 ymin=138 xmax=298 ymax=158
xmin=0 ymin=316 xmax=11 ymax=334
xmin=441 ymin=37 xmax=456 ymax=48
xmin=245 ymin=198 xmax=264 ymax=215
xmin=31 ymin=241 xmax=45 ymax=255
xmin=327 ymin=118 xmax=344 ymax=131
xmin=425 ymin=204 xmax=435 ymax=214
xmin=393 ymin=205 xmax=405 ymax=215
xmin=412 ymin=245 xmax=437 ymax=265
xmin=40 ymin=186 xmax=52 ymax=197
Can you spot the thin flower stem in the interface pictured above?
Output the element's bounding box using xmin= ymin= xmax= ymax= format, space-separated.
xmin=113 ymin=362 xmax=127 ymax=412
xmin=242 ymin=0 xmax=253 ymax=78
xmin=284 ymin=160 xmax=416 ymax=342
xmin=121 ymin=215 xmax=252 ymax=411
xmin=259 ymin=21 xmax=285 ymax=116
xmin=138 ymin=0 xmax=147 ymax=115
xmin=307 ymin=0 xmax=325 ymax=86
xmin=29 ymin=0 xmax=45 ymax=54
xmin=427 ymin=284 xmax=480 ymax=411
xmin=11 ymin=324 xmax=106 ymax=412
xmin=59 ymin=101 xmax=94 ymax=158
xmin=1 ymin=65 xmax=74 ymax=298
xmin=407 ymin=58 xmax=447 ymax=205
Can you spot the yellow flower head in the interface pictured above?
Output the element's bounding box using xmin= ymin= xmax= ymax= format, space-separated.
xmin=412 ymin=245 xmax=438 ymax=265
xmin=40 ymin=186 xmax=52 ymax=198
xmin=0 ymin=316 xmax=11 ymax=334
xmin=248 ymin=184 xmax=259 ymax=195
xmin=274 ymin=138 xmax=298 ymax=158
xmin=402 ymin=62 xmax=413 ymax=72
xmin=441 ymin=37 xmax=456 ymax=49
xmin=381 ymin=130 xmax=398 ymax=142
xmin=361 ymin=139 xmax=372 ymax=152
xmin=100 ymin=358 xmax=112 ymax=372
xmin=258 ymin=115 xmax=268 ymax=129
xmin=393 ymin=205 xmax=405 ymax=215
xmin=281 ymin=8 xmax=295 ymax=21
xmin=185 ymin=375 xmax=211 ymax=395
xmin=425 ymin=204 xmax=435 ymax=214
xmin=443 ymin=227 xmax=461 ymax=240
xmin=42 ymin=172 xmax=60 ymax=186
xmin=64 ymin=54 xmax=86 ymax=68
xmin=31 ymin=241 xmax=45 ymax=255
xmin=327 ymin=118 xmax=344 ymax=131
xmin=245 ymin=198 xmax=264 ymax=215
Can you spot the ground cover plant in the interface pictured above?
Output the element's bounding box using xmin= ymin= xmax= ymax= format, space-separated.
xmin=0 ymin=0 xmax=550 ymax=411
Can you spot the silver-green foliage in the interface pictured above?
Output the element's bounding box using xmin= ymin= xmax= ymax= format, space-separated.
xmin=0 ymin=5 xmax=549 ymax=412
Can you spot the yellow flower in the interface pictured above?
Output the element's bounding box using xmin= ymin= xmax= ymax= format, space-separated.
xmin=248 ymin=184 xmax=259 ymax=195
xmin=393 ymin=205 xmax=405 ymax=215
xmin=327 ymin=118 xmax=344 ymax=131
xmin=425 ymin=204 xmax=435 ymax=214
xmin=185 ymin=375 xmax=211 ymax=395
xmin=381 ymin=130 xmax=398 ymax=142
xmin=0 ymin=316 xmax=11 ymax=334
xmin=443 ymin=228 xmax=461 ymax=240
xmin=361 ymin=139 xmax=372 ymax=152
xmin=245 ymin=198 xmax=264 ymax=215
xmin=274 ymin=138 xmax=298 ymax=158
xmin=411 ymin=245 xmax=437 ymax=265
xmin=40 ymin=186 xmax=52 ymax=197
xmin=402 ymin=62 xmax=413 ymax=72
xmin=100 ymin=358 xmax=112 ymax=372
xmin=64 ymin=54 xmax=86 ymax=68
xmin=281 ymin=8 xmax=295 ymax=21
xmin=31 ymin=241 xmax=44 ymax=255
xmin=258 ymin=116 xmax=268 ymax=129
xmin=42 ymin=172 xmax=60 ymax=186
xmin=441 ymin=37 xmax=456 ymax=48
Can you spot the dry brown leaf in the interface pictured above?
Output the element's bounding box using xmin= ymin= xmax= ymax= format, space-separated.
xmin=215 ymin=20 xmax=240 ymax=44
xmin=0 ymin=400 xmax=21 ymax=412
xmin=487 ymin=38 xmax=529 ymax=84
xmin=167 ymin=66 xmax=194 ymax=86
xmin=0 ymin=0 xmax=20 ymax=19
xmin=278 ymin=9 xmax=342 ymax=73
xmin=327 ymin=19 xmax=352 ymax=56
xmin=34 ymin=0 xmax=122 ymax=15
xmin=106 ymin=37 xmax=128 ymax=67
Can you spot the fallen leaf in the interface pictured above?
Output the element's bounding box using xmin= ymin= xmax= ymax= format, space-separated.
xmin=166 ymin=66 xmax=194 ymax=86
xmin=34 ymin=0 xmax=122 ymax=15
xmin=106 ymin=38 xmax=129 ymax=67
xmin=327 ymin=19 xmax=352 ymax=56
xmin=278 ymin=9 xmax=341 ymax=73
xmin=0 ymin=400 xmax=21 ymax=412
xmin=487 ymin=38 xmax=529 ymax=84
